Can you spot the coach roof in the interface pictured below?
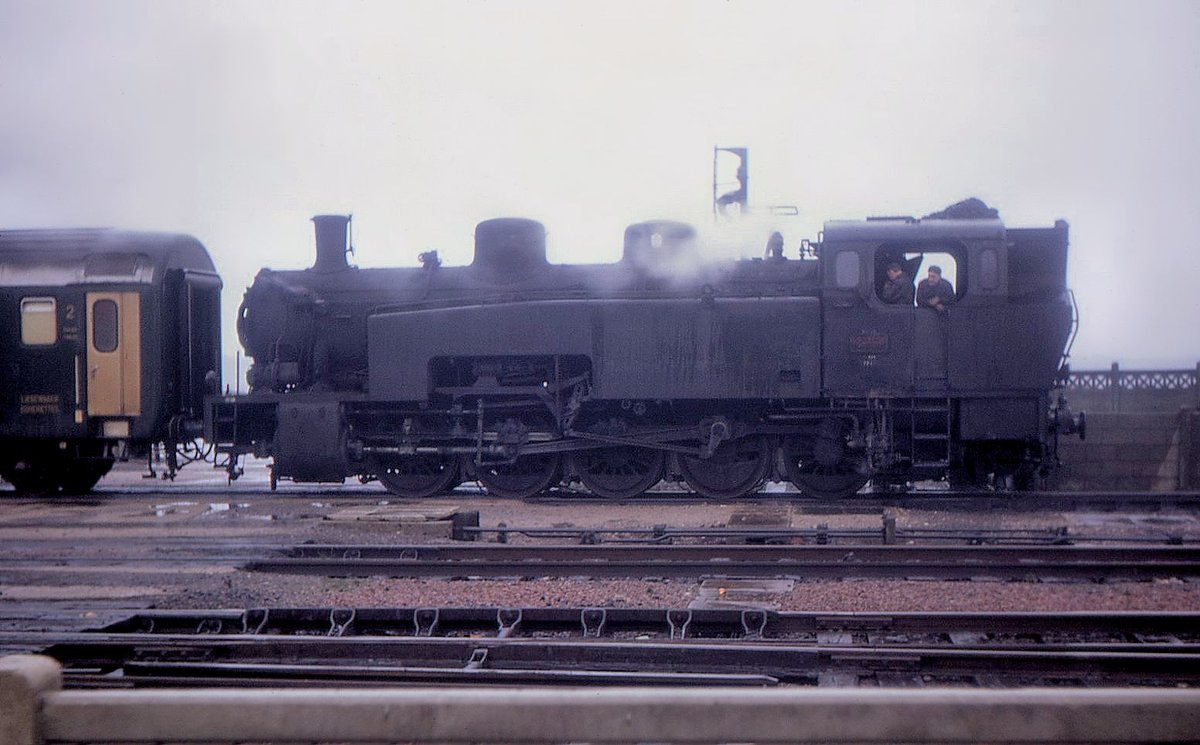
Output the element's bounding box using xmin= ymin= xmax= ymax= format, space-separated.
xmin=0 ymin=228 xmax=216 ymax=287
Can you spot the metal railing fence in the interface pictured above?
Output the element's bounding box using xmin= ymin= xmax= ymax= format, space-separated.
xmin=1063 ymin=362 xmax=1200 ymax=412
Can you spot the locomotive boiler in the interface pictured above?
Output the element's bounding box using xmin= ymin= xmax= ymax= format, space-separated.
xmin=211 ymin=201 xmax=1078 ymax=500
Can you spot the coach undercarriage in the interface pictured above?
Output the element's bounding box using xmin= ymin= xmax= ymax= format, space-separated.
xmin=0 ymin=439 xmax=119 ymax=495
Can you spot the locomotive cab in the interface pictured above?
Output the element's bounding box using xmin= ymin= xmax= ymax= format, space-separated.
xmin=818 ymin=203 xmax=1074 ymax=485
xmin=820 ymin=216 xmax=1008 ymax=396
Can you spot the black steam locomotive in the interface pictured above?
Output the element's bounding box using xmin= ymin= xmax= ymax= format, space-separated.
xmin=212 ymin=202 xmax=1079 ymax=499
xmin=1 ymin=200 xmax=1079 ymax=498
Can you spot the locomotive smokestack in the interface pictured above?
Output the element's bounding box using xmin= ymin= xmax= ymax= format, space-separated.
xmin=312 ymin=214 xmax=351 ymax=273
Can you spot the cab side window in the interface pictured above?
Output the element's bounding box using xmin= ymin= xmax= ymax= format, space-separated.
xmin=835 ymin=251 xmax=860 ymax=288
xmin=915 ymin=252 xmax=960 ymax=297
xmin=20 ymin=297 xmax=57 ymax=346
xmin=979 ymin=248 xmax=1000 ymax=290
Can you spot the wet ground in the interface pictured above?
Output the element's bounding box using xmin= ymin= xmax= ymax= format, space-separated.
xmin=2 ymin=459 xmax=1199 ymax=638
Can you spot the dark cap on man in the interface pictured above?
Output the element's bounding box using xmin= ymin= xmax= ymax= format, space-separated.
xmin=928 ymin=265 xmax=942 ymax=275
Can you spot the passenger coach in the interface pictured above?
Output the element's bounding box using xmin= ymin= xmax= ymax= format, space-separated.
xmin=0 ymin=229 xmax=221 ymax=493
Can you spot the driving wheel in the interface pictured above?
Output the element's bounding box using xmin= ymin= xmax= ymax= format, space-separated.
xmin=782 ymin=421 xmax=869 ymax=499
xmin=477 ymin=453 xmax=562 ymax=499
xmin=376 ymin=455 xmax=459 ymax=499
xmin=570 ymin=444 xmax=665 ymax=500
xmin=676 ymin=435 xmax=771 ymax=499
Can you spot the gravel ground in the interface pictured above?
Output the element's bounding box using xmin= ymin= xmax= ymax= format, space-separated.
xmin=163 ymin=569 xmax=1200 ymax=613
xmin=154 ymin=485 xmax=1200 ymax=614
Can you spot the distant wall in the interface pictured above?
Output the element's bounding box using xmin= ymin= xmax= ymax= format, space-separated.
xmin=1055 ymin=410 xmax=1198 ymax=491
xmin=1055 ymin=365 xmax=1199 ymax=491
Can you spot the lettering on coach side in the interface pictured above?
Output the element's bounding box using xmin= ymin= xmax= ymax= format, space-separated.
xmin=60 ymin=303 xmax=81 ymax=343
xmin=19 ymin=393 xmax=62 ymax=415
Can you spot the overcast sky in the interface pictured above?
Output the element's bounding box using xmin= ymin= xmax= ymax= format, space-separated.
xmin=2 ymin=0 xmax=1198 ymax=374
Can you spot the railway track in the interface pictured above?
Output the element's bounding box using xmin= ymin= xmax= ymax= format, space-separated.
xmin=7 ymin=607 xmax=1199 ymax=689
xmin=46 ymin=482 xmax=1200 ymax=512
xmin=472 ymin=519 xmax=1195 ymax=546
xmin=539 ymin=488 xmax=1200 ymax=513
xmin=2 ymin=531 xmax=1197 ymax=588
xmin=248 ymin=544 xmax=1200 ymax=581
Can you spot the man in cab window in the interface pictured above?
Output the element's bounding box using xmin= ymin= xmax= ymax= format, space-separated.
xmin=880 ymin=261 xmax=915 ymax=305
xmin=916 ymin=265 xmax=955 ymax=312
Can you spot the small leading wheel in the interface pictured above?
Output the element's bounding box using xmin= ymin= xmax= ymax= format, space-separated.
xmin=477 ymin=453 xmax=562 ymax=500
xmin=676 ymin=436 xmax=772 ymax=500
xmin=569 ymin=445 xmax=665 ymax=500
xmin=376 ymin=455 xmax=459 ymax=499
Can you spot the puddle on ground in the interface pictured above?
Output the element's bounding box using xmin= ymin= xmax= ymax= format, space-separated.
xmin=203 ymin=502 xmax=250 ymax=515
xmin=152 ymin=502 xmax=196 ymax=517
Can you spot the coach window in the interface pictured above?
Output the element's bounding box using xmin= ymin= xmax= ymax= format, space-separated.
xmin=20 ymin=297 xmax=57 ymax=346
xmin=835 ymin=251 xmax=860 ymax=288
xmin=93 ymin=299 xmax=119 ymax=353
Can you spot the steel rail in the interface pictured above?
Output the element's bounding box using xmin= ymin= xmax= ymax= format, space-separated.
xmin=278 ymin=544 xmax=1200 ymax=561
xmin=7 ymin=608 xmax=1199 ymax=688
xmin=94 ymin=607 xmax=1200 ymax=641
xmin=57 ymin=482 xmax=1200 ymax=510
xmin=0 ymin=526 xmax=1191 ymax=551
xmin=22 ymin=633 xmax=1200 ymax=689
xmin=248 ymin=543 xmax=1200 ymax=580
xmin=533 ymin=488 xmax=1200 ymax=512
xmin=23 ymin=631 xmax=1200 ymax=657
xmin=475 ymin=523 xmax=1192 ymax=546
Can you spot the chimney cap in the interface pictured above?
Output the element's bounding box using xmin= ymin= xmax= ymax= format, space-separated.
xmin=312 ymin=214 xmax=353 ymax=273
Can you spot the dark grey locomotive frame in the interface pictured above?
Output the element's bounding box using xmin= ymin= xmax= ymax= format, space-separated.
xmin=210 ymin=208 xmax=1078 ymax=500
xmin=0 ymin=230 xmax=221 ymax=493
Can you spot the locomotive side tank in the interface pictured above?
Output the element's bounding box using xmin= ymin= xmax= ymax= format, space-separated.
xmin=214 ymin=201 xmax=1076 ymax=499
xmin=0 ymin=229 xmax=221 ymax=493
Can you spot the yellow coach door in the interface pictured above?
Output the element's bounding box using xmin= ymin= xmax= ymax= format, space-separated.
xmin=86 ymin=292 xmax=141 ymax=417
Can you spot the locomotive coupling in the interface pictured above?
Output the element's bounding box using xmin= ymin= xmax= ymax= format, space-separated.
xmin=1051 ymin=396 xmax=1087 ymax=440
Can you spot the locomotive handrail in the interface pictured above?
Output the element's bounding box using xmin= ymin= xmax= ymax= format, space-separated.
xmin=1056 ymin=288 xmax=1080 ymax=379
xmin=369 ymin=279 xmax=819 ymax=315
